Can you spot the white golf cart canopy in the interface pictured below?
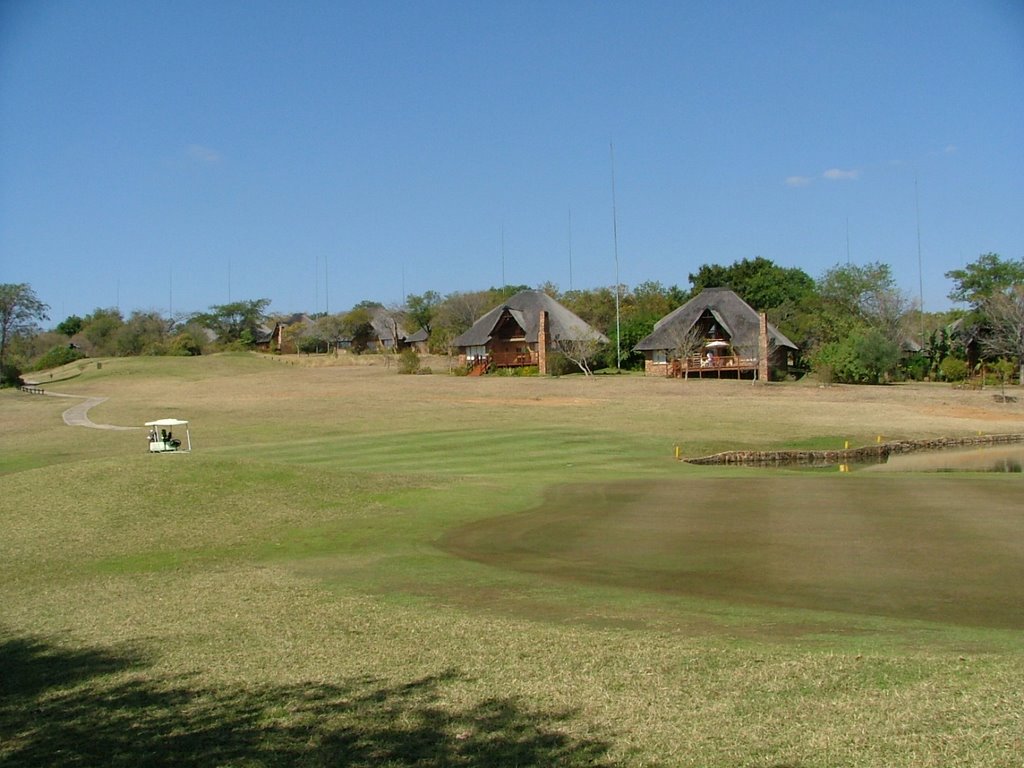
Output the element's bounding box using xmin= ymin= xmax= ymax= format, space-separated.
xmin=145 ymin=418 xmax=191 ymax=452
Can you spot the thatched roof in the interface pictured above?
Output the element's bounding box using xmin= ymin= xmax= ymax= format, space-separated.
xmin=633 ymin=287 xmax=798 ymax=352
xmin=452 ymin=290 xmax=609 ymax=348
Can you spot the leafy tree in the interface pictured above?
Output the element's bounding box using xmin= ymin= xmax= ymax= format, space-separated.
xmin=1 ymin=283 xmax=49 ymax=385
xmin=341 ymin=306 xmax=375 ymax=354
xmin=405 ymin=291 xmax=441 ymax=336
xmin=56 ymin=315 xmax=84 ymax=337
xmin=631 ymin=281 xmax=687 ymax=322
xmin=80 ymin=308 xmax=125 ymax=356
xmin=810 ymin=338 xmax=859 ymax=385
xmin=286 ymin=320 xmax=321 ymax=354
xmin=815 ymin=261 xmax=911 ymax=341
xmin=688 ymin=257 xmax=814 ymax=311
xmin=560 ymin=286 xmax=619 ymax=335
xmin=168 ymin=323 xmax=207 ymax=356
xmin=945 ymin=253 xmax=1024 ymax=307
xmin=115 ymin=311 xmax=168 ymax=356
xmin=193 ymin=299 xmax=271 ymax=347
xmin=314 ymin=314 xmax=347 ymax=353
xmin=810 ymin=329 xmax=899 ymax=385
xmin=614 ymin=315 xmax=654 ymax=370
xmin=851 ymin=329 xmax=901 ymax=384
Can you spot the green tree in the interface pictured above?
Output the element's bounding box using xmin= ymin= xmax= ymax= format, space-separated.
xmin=168 ymin=323 xmax=207 ymax=356
xmin=688 ymin=257 xmax=814 ymax=311
xmin=56 ymin=315 xmax=84 ymax=337
xmin=193 ymin=299 xmax=271 ymax=347
xmin=314 ymin=314 xmax=347 ymax=353
xmin=341 ymin=306 xmax=375 ymax=354
xmin=817 ymin=262 xmax=909 ymax=338
xmin=560 ymin=286 xmax=619 ymax=335
xmin=1 ymin=283 xmax=49 ymax=385
xmin=81 ymin=308 xmax=125 ymax=356
xmin=630 ymin=281 xmax=687 ymax=323
xmin=851 ymin=329 xmax=901 ymax=384
xmin=405 ymin=291 xmax=442 ymax=335
xmin=945 ymin=253 xmax=1024 ymax=307
xmin=116 ymin=311 xmax=168 ymax=356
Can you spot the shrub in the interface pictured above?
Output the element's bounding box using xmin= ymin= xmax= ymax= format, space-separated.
xmin=900 ymin=353 xmax=929 ymax=382
xmin=810 ymin=340 xmax=856 ymax=383
xmin=938 ymin=356 xmax=969 ymax=382
xmin=851 ymin=330 xmax=900 ymax=384
xmin=168 ymin=333 xmax=202 ymax=356
xmin=33 ymin=345 xmax=86 ymax=372
xmin=397 ymin=349 xmax=420 ymax=374
xmin=1 ymin=362 xmax=23 ymax=388
xmin=546 ymin=351 xmax=576 ymax=377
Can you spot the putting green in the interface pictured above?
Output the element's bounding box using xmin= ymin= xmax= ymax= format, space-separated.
xmin=441 ymin=475 xmax=1024 ymax=630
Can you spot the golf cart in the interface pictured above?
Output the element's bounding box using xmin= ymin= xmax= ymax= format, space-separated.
xmin=146 ymin=418 xmax=191 ymax=453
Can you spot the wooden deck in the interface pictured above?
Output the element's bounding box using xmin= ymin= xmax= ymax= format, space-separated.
xmin=670 ymin=354 xmax=759 ymax=379
xmin=488 ymin=351 xmax=538 ymax=368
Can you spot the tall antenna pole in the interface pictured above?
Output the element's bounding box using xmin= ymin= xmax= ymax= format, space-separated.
xmin=568 ymin=207 xmax=574 ymax=292
xmin=315 ymin=254 xmax=319 ymax=314
xmin=610 ymin=142 xmax=621 ymax=370
xmin=169 ymin=268 xmax=173 ymax=319
xmin=324 ymin=256 xmax=329 ymax=315
xmin=501 ymin=223 xmax=506 ymax=289
xmin=845 ymin=217 xmax=851 ymax=265
xmin=914 ymin=170 xmax=925 ymax=342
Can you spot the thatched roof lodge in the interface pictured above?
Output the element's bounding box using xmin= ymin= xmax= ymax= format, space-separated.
xmin=452 ymin=289 xmax=608 ymax=374
xmin=633 ymin=287 xmax=798 ymax=380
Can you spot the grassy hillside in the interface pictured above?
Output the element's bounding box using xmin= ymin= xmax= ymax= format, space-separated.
xmin=2 ymin=354 xmax=1022 ymax=766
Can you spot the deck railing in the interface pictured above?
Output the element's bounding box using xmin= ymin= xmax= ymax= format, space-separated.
xmin=489 ymin=351 xmax=537 ymax=368
xmin=667 ymin=355 xmax=758 ymax=378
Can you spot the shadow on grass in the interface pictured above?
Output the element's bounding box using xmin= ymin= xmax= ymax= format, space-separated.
xmin=1 ymin=634 xmax=611 ymax=767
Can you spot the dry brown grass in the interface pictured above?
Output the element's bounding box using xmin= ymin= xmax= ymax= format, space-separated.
xmin=3 ymin=353 xmax=1024 ymax=767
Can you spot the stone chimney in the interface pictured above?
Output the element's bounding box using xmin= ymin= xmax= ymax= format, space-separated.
xmin=758 ymin=312 xmax=770 ymax=382
xmin=537 ymin=310 xmax=549 ymax=375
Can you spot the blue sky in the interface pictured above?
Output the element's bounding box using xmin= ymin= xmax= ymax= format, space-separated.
xmin=2 ymin=0 xmax=1022 ymax=323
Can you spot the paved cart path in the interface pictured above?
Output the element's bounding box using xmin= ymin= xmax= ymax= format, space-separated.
xmin=22 ymin=384 xmax=140 ymax=431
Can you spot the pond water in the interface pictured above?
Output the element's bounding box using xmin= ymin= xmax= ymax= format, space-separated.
xmin=855 ymin=444 xmax=1024 ymax=473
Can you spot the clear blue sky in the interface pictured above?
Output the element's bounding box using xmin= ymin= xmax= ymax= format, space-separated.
xmin=2 ymin=0 xmax=1022 ymax=324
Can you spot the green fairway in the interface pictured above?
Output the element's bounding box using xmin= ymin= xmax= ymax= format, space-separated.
xmin=441 ymin=477 xmax=1024 ymax=630
xmin=2 ymin=354 xmax=1023 ymax=767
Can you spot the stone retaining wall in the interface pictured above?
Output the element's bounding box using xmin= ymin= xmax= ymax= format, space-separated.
xmin=685 ymin=433 xmax=1024 ymax=467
